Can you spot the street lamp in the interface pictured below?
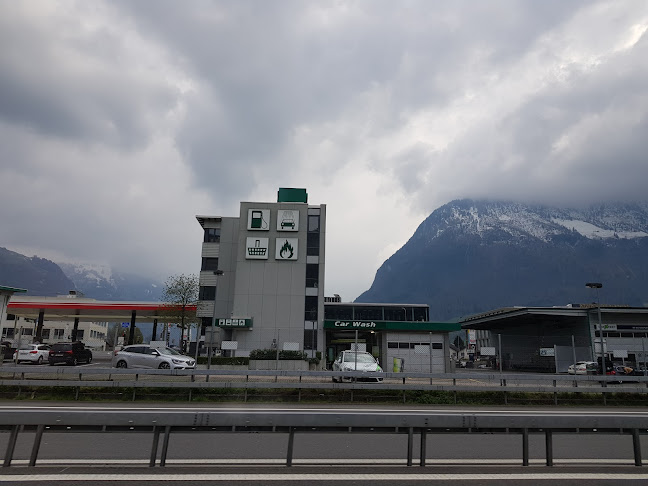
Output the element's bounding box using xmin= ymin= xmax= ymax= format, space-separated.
xmin=207 ymin=270 xmax=224 ymax=372
xmin=586 ymin=282 xmax=605 ymax=376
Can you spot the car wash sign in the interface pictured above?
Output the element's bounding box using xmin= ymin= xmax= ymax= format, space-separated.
xmin=328 ymin=320 xmax=377 ymax=329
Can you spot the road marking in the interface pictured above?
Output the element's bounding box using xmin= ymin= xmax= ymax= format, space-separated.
xmin=5 ymin=458 xmax=640 ymax=466
xmin=1 ymin=404 xmax=647 ymax=416
xmin=2 ymin=473 xmax=648 ymax=481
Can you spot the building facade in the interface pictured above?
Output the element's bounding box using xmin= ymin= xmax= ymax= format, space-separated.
xmin=461 ymin=305 xmax=648 ymax=372
xmin=196 ymin=188 xmax=326 ymax=358
xmin=323 ymin=301 xmax=459 ymax=373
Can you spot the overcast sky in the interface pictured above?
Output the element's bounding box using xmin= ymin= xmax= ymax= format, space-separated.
xmin=1 ymin=1 xmax=647 ymax=301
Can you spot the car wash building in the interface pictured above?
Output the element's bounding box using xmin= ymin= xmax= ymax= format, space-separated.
xmin=323 ymin=299 xmax=460 ymax=373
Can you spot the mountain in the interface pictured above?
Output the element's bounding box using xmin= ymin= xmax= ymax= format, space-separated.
xmin=0 ymin=247 xmax=75 ymax=296
xmin=0 ymin=247 xmax=163 ymax=301
xmin=58 ymin=263 xmax=163 ymax=301
xmin=356 ymin=200 xmax=648 ymax=321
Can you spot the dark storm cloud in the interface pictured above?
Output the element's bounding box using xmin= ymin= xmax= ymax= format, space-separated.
xmin=1 ymin=0 xmax=646 ymax=300
xmin=0 ymin=3 xmax=179 ymax=150
xmin=111 ymin=0 xmax=589 ymax=202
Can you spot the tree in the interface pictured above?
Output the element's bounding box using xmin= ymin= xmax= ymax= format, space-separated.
xmin=105 ymin=323 xmax=143 ymax=348
xmin=160 ymin=274 xmax=199 ymax=353
xmin=452 ymin=335 xmax=465 ymax=350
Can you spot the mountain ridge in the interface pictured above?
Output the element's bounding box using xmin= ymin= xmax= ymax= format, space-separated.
xmin=357 ymin=200 xmax=648 ymax=320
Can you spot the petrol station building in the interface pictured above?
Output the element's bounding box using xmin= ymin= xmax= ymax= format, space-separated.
xmin=196 ymin=188 xmax=460 ymax=372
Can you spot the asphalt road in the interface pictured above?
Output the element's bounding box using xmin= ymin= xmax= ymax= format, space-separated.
xmin=1 ymin=403 xmax=647 ymax=484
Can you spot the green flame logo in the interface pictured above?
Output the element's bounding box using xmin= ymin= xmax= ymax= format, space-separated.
xmin=279 ymin=240 xmax=294 ymax=259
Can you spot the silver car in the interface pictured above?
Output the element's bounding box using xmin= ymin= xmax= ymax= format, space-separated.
xmin=112 ymin=345 xmax=196 ymax=369
xmin=14 ymin=344 xmax=50 ymax=364
xmin=332 ymin=351 xmax=383 ymax=382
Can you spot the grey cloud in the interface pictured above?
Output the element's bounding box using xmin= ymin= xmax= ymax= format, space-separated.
xmin=111 ymin=1 xmax=589 ymax=197
xmin=0 ymin=4 xmax=179 ymax=150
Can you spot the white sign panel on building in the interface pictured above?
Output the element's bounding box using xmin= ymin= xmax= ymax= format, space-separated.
xmin=277 ymin=209 xmax=299 ymax=231
xmin=246 ymin=237 xmax=269 ymax=259
xmin=275 ymin=238 xmax=298 ymax=260
xmin=247 ymin=209 xmax=270 ymax=230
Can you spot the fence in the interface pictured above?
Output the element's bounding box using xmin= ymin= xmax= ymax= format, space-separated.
xmin=1 ymin=367 xmax=648 ymax=406
xmin=2 ymin=406 xmax=647 ymax=468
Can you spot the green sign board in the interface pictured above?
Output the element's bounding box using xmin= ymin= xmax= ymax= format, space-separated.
xmin=215 ymin=318 xmax=253 ymax=328
xmin=323 ymin=320 xmax=460 ymax=332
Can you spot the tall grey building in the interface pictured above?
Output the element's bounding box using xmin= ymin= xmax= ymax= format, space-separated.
xmin=196 ymin=188 xmax=325 ymax=358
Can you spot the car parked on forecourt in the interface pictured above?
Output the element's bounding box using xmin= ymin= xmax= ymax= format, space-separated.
xmin=48 ymin=342 xmax=93 ymax=366
xmin=112 ymin=345 xmax=196 ymax=369
xmin=332 ymin=350 xmax=383 ymax=382
xmin=1 ymin=341 xmax=16 ymax=360
xmin=567 ymin=361 xmax=598 ymax=375
xmin=14 ymin=344 xmax=50 ymax=364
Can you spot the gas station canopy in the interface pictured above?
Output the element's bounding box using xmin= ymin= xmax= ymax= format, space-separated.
xmin=7 ymin=296 xmax=196 ymax=322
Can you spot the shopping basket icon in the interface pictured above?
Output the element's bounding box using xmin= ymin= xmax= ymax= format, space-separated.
xmin=247 ymin=239 xmax=267 ymax=257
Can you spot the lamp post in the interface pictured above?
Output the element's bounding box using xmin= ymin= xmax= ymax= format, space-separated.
xmin=207 ymin=270 xmax=224 ymax=372
xmin=586 ymin=282 xmax=605 ymax=376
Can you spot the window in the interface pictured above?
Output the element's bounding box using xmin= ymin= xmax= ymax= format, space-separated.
xmin=5 ymin=314 xmax=15 ymax=320
xmin=204 ymin=228 xmax=221 ymax=243
xmin=76 ymin=330 xmax=84 ymax=339
xmin=201 ymin=257 xmax=219 ymax=271
xmin=308 ymin=215 xmax=320 ymax=232
xmin=41 ymin=329 xmax=50 ymax=339
xmin=304 ymin=329 xmax=317 ymax=350
xmin=305 ymin=296 xmax=318 ymax=321
xmin=306 ymin=264 xmax=319 ymax=288
xmin=199 ymin=286 xmax=216 ymax=300
xmin=384 ymin=307 xmax=408 ymax=321
xmin=53 ymin=329 xmax=65 ymax=339
xmin=21 ymin=328 xmax=33 ymax=336
xmin=432 ymin=343 xmax=443 ymax=349
xmin=324 ymin=305 xmax=354 ymax=320
xmin=354 ymin=306 xmax=383 ymax=321
xmin=306 ymin=232 xmax=320 ymax=256
xmin=2 ymin=328 xmax=14 ymax=338
xmin=413 ymin=307 xmax=428 ymax=321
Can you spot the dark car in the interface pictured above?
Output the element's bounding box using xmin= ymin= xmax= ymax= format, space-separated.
xmin=1 ymin=341 xmax=16 ymax=360
xmin=48 ymin=342 xmax=93 ymax=366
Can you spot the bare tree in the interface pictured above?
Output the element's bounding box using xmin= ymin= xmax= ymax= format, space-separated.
xmin=160 ymin=274 xmax=199 ymax=353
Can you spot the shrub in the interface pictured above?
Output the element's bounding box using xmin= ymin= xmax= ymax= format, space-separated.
xmin=196 ymin=356 xmax=249 ymax=366
xmin=249 ymin=349 xmax=307 ymax=360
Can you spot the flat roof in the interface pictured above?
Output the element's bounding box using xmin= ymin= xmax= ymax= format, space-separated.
xmin=460 ymin=305 xmax=648 ymax=329
xmin=0 ymin=285 xmax=27 ymax=294
xmin=7 ymin=296 xmax=196 ymax=322
xmin=326 ymin=302 xmax=429 ymax=308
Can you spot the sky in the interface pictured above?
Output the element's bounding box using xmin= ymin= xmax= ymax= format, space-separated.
xmin=1 ymin=1 xmax=647 ymax=302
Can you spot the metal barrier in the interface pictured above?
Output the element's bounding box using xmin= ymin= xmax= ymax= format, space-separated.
xmin=1 ymin=406 xmax=647 ymax=468
xmin=1 ymin=367 xmax=648 ymax=397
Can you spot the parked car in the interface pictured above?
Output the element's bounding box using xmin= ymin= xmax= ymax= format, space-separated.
xmin=111 ymin=345 xmax=196 ymax=369
xmin=567 ymin=361 xmax=598 ymax=375
xmin=332 ymin=351 xmax=383 ymax=382
xmin=48 ymin=342 xmax=93 ymax=366
xmin=1 ymin=341 xmax=16 ymax=360
xmin=14 ymin=344 xmax=50 ymax=364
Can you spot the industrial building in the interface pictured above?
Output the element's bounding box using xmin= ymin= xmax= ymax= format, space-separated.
xmin=461 ymin=305 xmax=648 ymax=372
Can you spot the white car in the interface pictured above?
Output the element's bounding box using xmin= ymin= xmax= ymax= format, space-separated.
xmin=112 ymin=345 xmax=196 ymax=369
xmin=332 ymin=351 xmax=383 ymax=382
xmin=14 ymin=344 xmax=50 ymax=364
xmin=567 ymin=361 xmax=598 ymax=375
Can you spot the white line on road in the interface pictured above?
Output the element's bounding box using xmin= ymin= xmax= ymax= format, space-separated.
xmin=4 ymin=458 xmax=640 ymax=466
xmin=2 ymin=473 xmax=648 ymax=482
